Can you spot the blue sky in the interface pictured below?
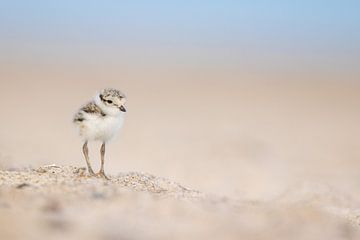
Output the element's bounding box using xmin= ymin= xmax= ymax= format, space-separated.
xmin=2 ymin=1 xmax=359 ymax=40
xmin=1 ymin=1 xmax=359 ymax=75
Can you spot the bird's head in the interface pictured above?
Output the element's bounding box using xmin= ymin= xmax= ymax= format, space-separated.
xmin=98 ymin=88 xmax=127 ymax=113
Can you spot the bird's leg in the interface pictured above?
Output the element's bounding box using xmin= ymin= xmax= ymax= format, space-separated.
xmin=82 ymin=141 xmax=95 ymax=176
xmin=97 ymin=142 xmax=110 ymax=180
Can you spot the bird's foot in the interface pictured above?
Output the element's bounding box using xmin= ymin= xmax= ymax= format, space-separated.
xmin=95 ymin=171 xmax=110 ymax=180
xmin=88 ymin=168 xmax=96 ymax=177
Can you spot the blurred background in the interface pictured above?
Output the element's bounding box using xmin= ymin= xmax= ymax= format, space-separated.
xmin=0 ymin=0 xmax=360 ymax=199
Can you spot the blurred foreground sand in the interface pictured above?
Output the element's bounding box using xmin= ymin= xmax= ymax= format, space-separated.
xmin=1 ymin=164 xmax=360 ymax=240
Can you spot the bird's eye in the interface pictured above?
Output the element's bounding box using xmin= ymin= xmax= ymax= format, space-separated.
xmin=106 ymin=100 xmax=113 ymax=104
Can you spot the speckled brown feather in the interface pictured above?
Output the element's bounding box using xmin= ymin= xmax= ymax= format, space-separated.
xmin=73 ymin=101 xmax=105 ymax=123
xmin=101 ymin=88 xmax=126 ymax=99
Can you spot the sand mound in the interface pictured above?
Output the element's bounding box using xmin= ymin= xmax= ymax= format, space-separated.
xmin=0 ymin=164 xmax=202 ymax=199
xmin=1 ymin=165 xmax=360 ymax=240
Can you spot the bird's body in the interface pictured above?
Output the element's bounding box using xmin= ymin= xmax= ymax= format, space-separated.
xmin=74 ymin=99 xmax=125 ymax=142
xmin=73 ymin=88 xmax=127 ymax=179
xmin=77 ymin=109 xmax=124 ymax=142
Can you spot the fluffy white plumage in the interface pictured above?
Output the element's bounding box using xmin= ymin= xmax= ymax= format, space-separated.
xmin=79 ymin=109 xmax=124 ymax=142
xmin=74 ymin=89 xmax=126 ymax=143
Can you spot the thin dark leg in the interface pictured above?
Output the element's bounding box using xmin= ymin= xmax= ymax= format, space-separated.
xmin=98 ymin=142 xmax=109 ymax=179
xmin=83 ymin=141 xmax=95 ymax=175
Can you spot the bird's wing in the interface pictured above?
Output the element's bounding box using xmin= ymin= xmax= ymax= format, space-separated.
xmin=73 ymin=101 xmax=105 ymax=122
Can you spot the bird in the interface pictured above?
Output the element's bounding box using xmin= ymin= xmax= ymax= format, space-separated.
xmin=73 ymin=88 xmax=126 ymax=179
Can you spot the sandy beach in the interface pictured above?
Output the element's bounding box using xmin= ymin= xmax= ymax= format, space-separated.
xmin=1 ymin=164 xmax=360 ymax=240
xmin=1 ymin=79 xmax=360 ymax=239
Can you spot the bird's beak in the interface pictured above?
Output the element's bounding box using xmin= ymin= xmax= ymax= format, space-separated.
xmin=119 ymin=105 xmax=126 ymax=112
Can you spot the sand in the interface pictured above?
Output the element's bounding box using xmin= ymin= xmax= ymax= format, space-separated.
xmin=1 ymin=72 xmax=360 ymax=239
xmin=1 ymin=164 xmax=360 ymax=240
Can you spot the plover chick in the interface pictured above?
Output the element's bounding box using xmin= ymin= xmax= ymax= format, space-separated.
xmin=73 ymin=88 xmax=126 ymax=179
